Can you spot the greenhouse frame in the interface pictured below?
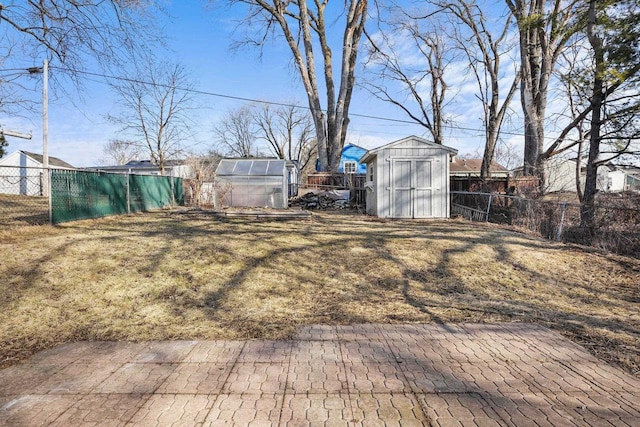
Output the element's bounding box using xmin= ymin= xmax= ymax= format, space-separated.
xmin=214 ymin=158 xmax=289 ymax=209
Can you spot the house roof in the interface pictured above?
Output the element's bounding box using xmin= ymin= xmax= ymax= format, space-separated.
xmin=450 ymin=158 xmax=508 ymax=173
xmin=603 ymin=163 xmax=640 ymax=176
xmin=360 ymin=135 xmax=458 ymax=164
xmin=22 ymin=151 xmax=75 ymax=169
xmin=93 ymin=159 xmax=192 ymax=171
xmin=342 ymin=143 xmax=367 ymax=152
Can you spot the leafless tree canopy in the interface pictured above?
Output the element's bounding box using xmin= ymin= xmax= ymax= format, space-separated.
xmin=365 ymin=1 xmax=519 ymax=179
xmin=214 ymin=104 xmax=317 ymax=170
xmin=439 ymin=1 xmax=520 ymax=179
xmin=214 ymin=105 xmax=261 ymax=158
xmin=108 ymin=60 xmax=196 ymax=174
xmin=0 ymin=0 xmax=160 ymax=114
xmin=227 ymin=0 xmax=367 ymax=172
xmin=253 ymin=104 xmax=316 ymax=169
xmin=364 ymin=7 xmax=451 ymax=146
xmin=101 ymin=139 xmax=141 ymax=166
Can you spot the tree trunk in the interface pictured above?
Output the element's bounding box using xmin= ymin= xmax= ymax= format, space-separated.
xmin=507 ymin=0 xmax=574 ymax=192
xmin=248 ymin=0 xmax=366 ymax=172
xmin=580 ymin=0 xmax=604 ymax=241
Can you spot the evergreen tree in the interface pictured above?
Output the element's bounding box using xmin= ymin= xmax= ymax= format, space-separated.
xmin=0 ymin=133 xmax=8 ymax=158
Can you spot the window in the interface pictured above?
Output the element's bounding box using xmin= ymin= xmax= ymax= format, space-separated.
xmin=344 ymin=161 xmax=357 ymax=174
xmin=368 ymin=164 xmax=374 ymax=182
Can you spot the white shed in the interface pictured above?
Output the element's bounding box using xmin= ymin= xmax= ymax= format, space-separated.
xmin=360 ymin=136 xmax=457 ymax=219
xmin=0 ymin=150 xmax=74 ymax=196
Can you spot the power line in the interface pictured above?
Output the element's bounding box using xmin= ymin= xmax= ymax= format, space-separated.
xmin=24 ymin=65 xmax=508 ymax=136
xmin=36 ymin=65 xmax=588 ymax=143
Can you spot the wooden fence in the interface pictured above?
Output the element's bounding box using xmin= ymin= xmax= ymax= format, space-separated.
xmin=305 ymin=173 xmax=366 ymax=206
xmin=450 ymin=176 xmax=539 ymax=194
xmin=306 ymin=173 xmax=366 ymax=189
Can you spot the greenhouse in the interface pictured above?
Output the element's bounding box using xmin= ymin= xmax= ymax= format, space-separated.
xmin=214 ymin=158 xmax=289 ymax=209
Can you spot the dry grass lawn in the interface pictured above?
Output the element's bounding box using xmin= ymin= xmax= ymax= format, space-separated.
xmin=1 ymin=210 xmax=638 ymax=375
xmin=0 ymin=194 xmax=49 ymax=227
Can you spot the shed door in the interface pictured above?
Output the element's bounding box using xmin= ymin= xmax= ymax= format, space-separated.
xmin=391 ymin=159 xmax=433 ymax=218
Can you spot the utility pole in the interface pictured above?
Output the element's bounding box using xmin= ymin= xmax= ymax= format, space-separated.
xmin=42 ymin=59 xmax=49 ymax=193
xmin=0 ymin=130 xmax=32 ymax=140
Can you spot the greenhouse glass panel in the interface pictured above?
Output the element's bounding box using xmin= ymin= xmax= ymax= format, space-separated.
xmin=266 ymin=160 xmax=284 ymax=175
xmin=216 ymin=160 xmax=236 ymax=175
xmin=249 ymin=160 xmax=268 ymax=175
xmin=234 ymin=161 xmax=252 ymax=175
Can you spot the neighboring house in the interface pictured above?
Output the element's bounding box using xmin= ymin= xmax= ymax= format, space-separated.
xmin=360 ymin=136 xmax=457 ymax=219
xmin=92 ymin=159 xmax=194 ymax=178
xmin=449 ymin=158 xmax=509 ymax=178
xmin=544 ymin=157 xmax=585 ymax=193
xmin=512 ymin=159 xmax=640 ymax=194
xmin=0 ymin=150 xmax=74 ymax=196
xmin=597 ymin=164 xmax=640 ymax=192
xmin=316 ymin=143 xmax=368 ymax=174
xmin=214 ymin=158 xmax=291 ymax=209
xmin=512 ymin=157 xmax=586 ymax=194
xmin=338 ymin=144 xmax=368 ymax=174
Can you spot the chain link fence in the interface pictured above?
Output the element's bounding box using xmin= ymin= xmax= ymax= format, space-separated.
xmin=1 ymin=166 xmax=185 ymax=226
xmin=51 ymin=170 xmax=183 ymax=223
xmin=451 ymin=191 xmax=640 ymax=258
xmin=0 ymin=165 xmax=50 ymax=226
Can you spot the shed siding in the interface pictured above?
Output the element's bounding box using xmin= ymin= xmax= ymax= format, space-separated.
xmin=365 ymin=158 xmax=377 ymax=215
xmin=361 ymin=136 xmax=455 ymax=219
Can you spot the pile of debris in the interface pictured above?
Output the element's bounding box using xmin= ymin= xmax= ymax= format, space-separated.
xmin=289 ymin=190 xmax=351 ymax=210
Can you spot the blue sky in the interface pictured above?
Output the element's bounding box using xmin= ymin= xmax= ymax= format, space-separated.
xmin=1 ymin=1 xmax=516 ymax=167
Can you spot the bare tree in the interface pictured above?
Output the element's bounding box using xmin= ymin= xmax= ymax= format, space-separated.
xmin=459 ymin=140 xmax=522 ymax=171
xmin=101 ymin=139 xmax=141 ymax=166
xmin=494 ymin=141 xmax=522 ymax=171
xmin=579 ymin=0 xmax=639 ymax=236
xmin=506 ymin=0 xmax=581 ymax=186
xmin=365 ymin=12 xmax=451 ymax=145
xmin=0 ymin=0 xmax=159 ymax=114
xmin=184 ymin=152 xmax=221 ymax=207
xmin=440 ymin=1 xmax=520 ymax=179
xmin=549 ymin=43 xmax=591 ymax=198
xmin=214 ymin=105 xmax=261 ymax=157
xmin=253 ymin=104 xmax=316 ymax=169
xmin=108 ymin=60 xmax=196 ymax=174
xmin=227 ymin=0 xmax=367 ymax=172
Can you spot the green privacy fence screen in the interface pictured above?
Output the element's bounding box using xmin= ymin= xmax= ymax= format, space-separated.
xmin=51 ymin=170 xmax=183 ymax=224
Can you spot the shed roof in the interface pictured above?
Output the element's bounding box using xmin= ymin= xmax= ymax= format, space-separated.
xmin=360 ymin=135 xmax=457 ymax=164
xmin=216 ymin=158 xmax=286 ymax=176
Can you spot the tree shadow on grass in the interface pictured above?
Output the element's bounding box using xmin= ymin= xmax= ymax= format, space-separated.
xmin=3 ymin=210 xmax=638 ymax=375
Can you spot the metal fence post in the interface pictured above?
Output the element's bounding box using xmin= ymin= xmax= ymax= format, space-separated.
xmin=485 ymin=194 xmax=493 ymax=222
xmin=170 ymin=169 xmax=175 ymax=207
xmin=126 ymin=172 xmax=130 ymax=214
xmin=556 ymin=202 xmax=567 ymax=241
xmin=48 ymin=167 xmax=52 ymax=225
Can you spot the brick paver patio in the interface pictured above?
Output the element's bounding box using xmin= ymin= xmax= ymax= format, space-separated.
xmin=1 ymin=323 xmax=639 ymax=426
